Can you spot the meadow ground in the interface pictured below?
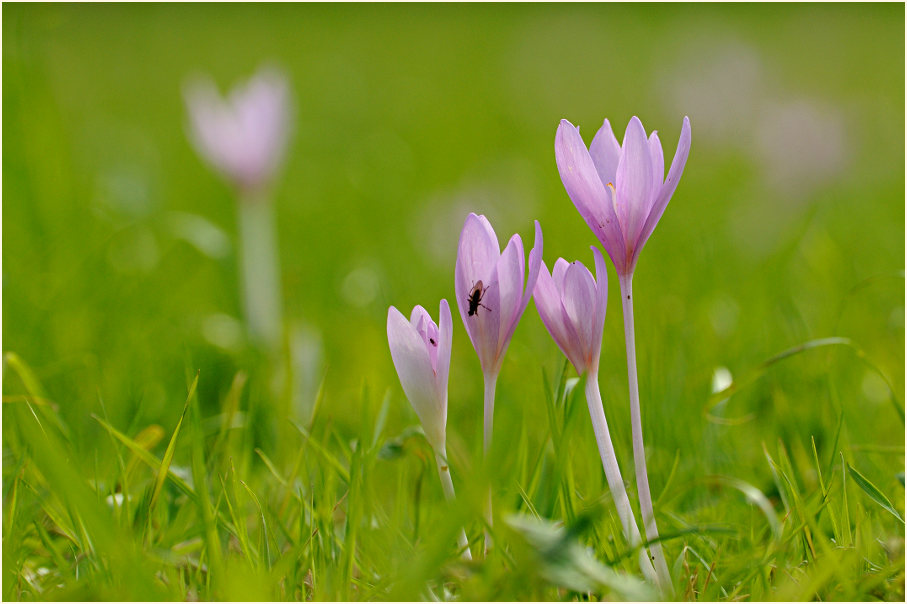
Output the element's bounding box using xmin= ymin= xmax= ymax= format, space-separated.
xmin=2 ymin=4 xmax=905 ymax=601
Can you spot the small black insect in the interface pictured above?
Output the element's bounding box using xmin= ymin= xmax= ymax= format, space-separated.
xmin=466 ymin=280 xmax=492 ymax=317
xmin=429 ymin=337 xmax=437 ymax=346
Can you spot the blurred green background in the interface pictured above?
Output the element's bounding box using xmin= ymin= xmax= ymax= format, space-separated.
xmin=2 ymin=4 xmax=904 ymax=597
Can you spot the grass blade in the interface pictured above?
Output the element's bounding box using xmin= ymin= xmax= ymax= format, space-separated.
xmin=708 ymin=475 xmax=781 ymax=540
xmin=846 ymin=463 xmax=905 ymax=525
xmin=150 ymin=372 xmax=199 ymax=513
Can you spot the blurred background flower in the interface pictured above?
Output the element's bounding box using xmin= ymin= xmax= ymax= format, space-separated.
xmin=184 ymin=66 xmax=292 ymax=193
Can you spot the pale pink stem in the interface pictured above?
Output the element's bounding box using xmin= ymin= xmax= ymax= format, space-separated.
xmin=238 ymin=190 xmax=283 ymax=353
xmin=435 ymin=448 xmax=472 ymax=561
xmin=619 ymin=274 xmax=673 ymax=597
xmin=482 ymin=371 xmax=497 ymax=555
xmin=584 ymin=370 xmax=658 ymax=583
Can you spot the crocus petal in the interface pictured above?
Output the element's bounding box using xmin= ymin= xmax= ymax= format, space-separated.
xmin=551 ymin=257 xmax=571 ymax=291
xmin=562 ymin=262 xmax=598 ymax=369
xmin=410 ymin=305 xmax=438 ymax=371
xmin=555 ymin=293 xmax=585 ymax=372
xmin=589 ymin=118 xmax=621 ymax=188
xmin=455 ymin=214 xmax=500 ymax=319
xmin=519 ymin=220 xmax=544 ymax=318
xmin=476 ymin=264 xmax=503 ymax=373
xmin=555 ymin=120 xmax=627 ymax=270
xmin=459 ymin=264 xmax=501 ymax=376
xmin=648 ymin=131 xmax=665 ymax=208
xmin=534 ymin=262 xmax=583 ymax=371
xmin=233 ymin=70 xmax=290 ymax=186
xmin=532 ymin=262 xmax=563 ymax=337
xmin=636 ymin=116 xmax=692 ymax=257
xmin=496 ymin=233 xmax=526 ymax=350
xmin=185 ymin=79 xmax=234 ymax=177
xmin=437 ymin=299 xmax=452 ymax=406
xmin=591 ymin=246 xmax=609 ymax=370
xmin=615 ymin=116 xmax=654 ymax=247
xmin=388 ymin=306 xmax=444 ymax=449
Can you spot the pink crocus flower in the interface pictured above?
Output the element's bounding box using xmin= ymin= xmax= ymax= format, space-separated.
xmin=386 ymin=299 xmax=472 ymax=560
xmin=386 ymin=300 xmax=453 ymax=452
xmin=454 ymin=213 xmax=543 ymax=380
xmin=555 ymin=116 xmax=691 ymax=278
xmin=533 ymin=247 xmax=608 ymax=376
xmin=533 ymin=246 xmax=658 ymax=584
xmin=184 ymin=66 xmax=292 ymax=192
xmin=184 ymin=66 xmax=293 ymax=352
xmin=455 ymin=213 xmax=542 ymax=554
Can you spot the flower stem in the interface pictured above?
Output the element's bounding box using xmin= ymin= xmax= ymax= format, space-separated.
xmin=584 ymin=371 xmax=657 ymax=584
xmin=482 ymin=371 xmax=497 ymax=555
xmin=619 ymin=274 xmax=673 ymax=597
xmin=238 ymin=191 xmax=283 ymax=354
xmin=435 ymin=448 xmax=472 ymax=561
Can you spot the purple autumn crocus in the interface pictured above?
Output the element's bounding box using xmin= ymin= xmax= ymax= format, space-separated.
xmin=533 ymin=247 xmax=609 ymax=376
xmin=455 ymin=214 xmax=543 ymax=381
xmin=555 ymin=116 xmax=691 ymax=597
xmin=455 ymin=214 xmax=543 ymax=443
xmin=454 ymin=213 xmax=542 ymax=551
xmin=555 ymin=116 xmax=690 ymax=279
xmin=387 ymin=301 xmax=453 ymax=452
xmin=533 ymin=246 xmax=656 ymax=584
xmin=184 ymin=66 xmax=294 ymax=352
xmin=184 ymin=66 xmax=292 ymax=193
xmin=387 ymin=299 xmax=471 ymax=560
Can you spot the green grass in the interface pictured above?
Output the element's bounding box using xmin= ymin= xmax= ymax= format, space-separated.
xmin=3 ymin=3 xmax=904 ymax=601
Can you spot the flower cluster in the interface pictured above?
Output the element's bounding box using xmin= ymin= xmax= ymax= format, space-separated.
xmin=387 ymin=116 xmax=690 ymax=591
xmin=180 ymin=64 xmax=692 ymax=586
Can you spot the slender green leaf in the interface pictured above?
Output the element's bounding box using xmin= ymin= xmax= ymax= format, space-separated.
xmin=847 ymin=463 xmax=905 ymax=525
xmin=150 ymin=372 xmax=198 ymax=513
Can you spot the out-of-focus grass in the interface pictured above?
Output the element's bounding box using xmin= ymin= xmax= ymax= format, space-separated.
xmin=3 ymin=3 xmax=904 ymax=601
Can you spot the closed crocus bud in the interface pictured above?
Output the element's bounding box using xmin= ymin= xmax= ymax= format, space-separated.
xmin=555 ymin=116 xmax=690 ymax=278
xmin=534 ymin=246 xmax=608 ymax=375
xmin=387 ymin=299 xmax=472 ymax=560
xmin=536 ymin=245 xmax=659 ymax=588
xmin=386 ymin=300 xmax=452 ymax=452
xmin=184 ymin=66 xmax=292 ymax=193
xmin=454 ymin=213 xmax=543 ymax=379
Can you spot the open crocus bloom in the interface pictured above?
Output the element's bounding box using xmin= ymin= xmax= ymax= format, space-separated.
xmin=455 ymin=214 xmax=543 ymax=377
xmin=555 ymin=116 xmax=691 ymax=277
xmin=387 ymin=300 xmax=452 ymax=451
xmin=185 ymin=66 xmax=292 ymax=192
xmin=534 ymin=247 xmax=608 ymax=375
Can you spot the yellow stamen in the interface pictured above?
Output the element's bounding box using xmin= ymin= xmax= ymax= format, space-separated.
xmin=607 ymin=182 xmax=619 ymax=217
